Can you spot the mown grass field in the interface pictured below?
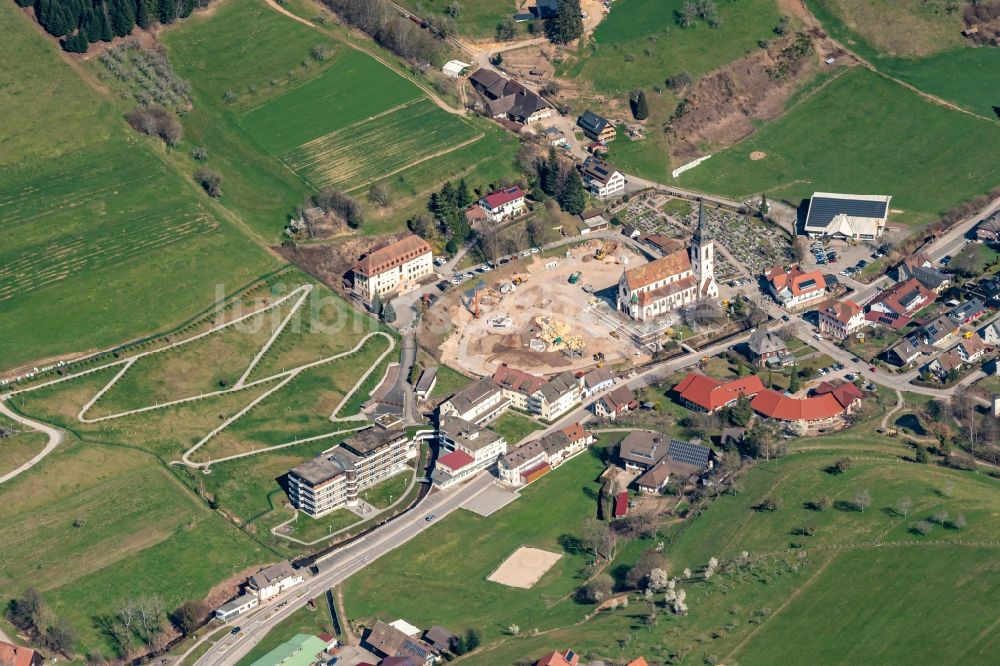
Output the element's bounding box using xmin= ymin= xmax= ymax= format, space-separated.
xmin=0 ymin=2 xmax=276 ymax=373
xmin=395 ymin=0 xmax=517 ymax=39
xmin=568 ymin=0 xmax=783 ymax=93
xmin=489 ymin=411 xmax=543 ymax=446
xmin=0 ymin=416 xmax=47 ymax=476
xmin=287 ymin=99 xmax=482 ymax=192
xmin=238 ymin=49 xmax=424 ymax=155
xmin=0 ymin=440 xmax=270 ymax=653
xmin=809 ymin=0 xmax=1000 ymax=120
xmin=678 ymin=68 xmax=1000 ymax=225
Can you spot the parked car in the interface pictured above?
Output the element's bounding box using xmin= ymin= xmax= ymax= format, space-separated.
xmin=814 ymin=333 xmax=824 ymax=340
xmin=530 ymin=247 xmax=540 ymax=254
xmin=781 ymin=315 xmax=790 ymax=322
xmin=425 ymin=514 xmax=435 ymax=521
xmin=231 ymin=627 xmax=242 ymax=635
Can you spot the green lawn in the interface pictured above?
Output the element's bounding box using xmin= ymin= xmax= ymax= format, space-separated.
xmin=736 ymin=545 xmax=1000 ymax=664
xmin=286 ymin=508 xmax=362 ymax=543
xmin=342 ymin=447 xmax=608 ymax=640
xmin=489 ymin=411 xmax=543 ymax=446
xmin=570 ymin=0 xmax=783 ymax=93
xmin=678 ymin=68 xmax=1000 ymax=225
xmin=808 ymin=1 xmax=1000 ymax=120
xmin=394 ymin=0 xmax=517 ymax=39
xmin=360 ymin=471 xmax=412 ymax=509
xmin=0 ymin=441 xmax=269 ymax=655
xmin=429 ymin=364 xmax=474 ymax=399
xmin=0 ymin=2 xmax=277 ymax=373
xmin=239 ymin=49 xmax=423 ymax=155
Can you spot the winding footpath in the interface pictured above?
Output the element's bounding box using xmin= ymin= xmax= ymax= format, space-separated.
xmin=0 ymin=284 xmax=398 ymax=481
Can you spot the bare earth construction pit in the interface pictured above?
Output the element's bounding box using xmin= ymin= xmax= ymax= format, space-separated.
xmin=437 ymin=243 xmax=651 ymax=377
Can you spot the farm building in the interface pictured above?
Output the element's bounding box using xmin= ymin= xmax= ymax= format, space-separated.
xmin=803 ymin=192 xmax=891 ymax=240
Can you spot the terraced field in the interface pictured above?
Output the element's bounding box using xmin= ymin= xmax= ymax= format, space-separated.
xmin=286 ymin=99 xmax=482 ymax=191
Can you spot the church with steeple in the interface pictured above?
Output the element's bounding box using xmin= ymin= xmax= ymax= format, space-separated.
xmin=617 ymin=200 xmax=719 ymax=321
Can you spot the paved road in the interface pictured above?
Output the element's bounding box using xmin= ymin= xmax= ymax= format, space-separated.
xmin=0 ymin=399 xmax=64 ymax=485
xmin=193 ymin=474 xmax=495 ymax=666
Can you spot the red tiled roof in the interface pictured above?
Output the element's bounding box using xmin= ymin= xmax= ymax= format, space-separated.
xmin=813 ymin=381 xmax=863 ymax=409
xmin=614 ymin=491 xmax=629 ymax=517
xmin=522 ymin=461 xmax=551 ymax=484
xmin=535 ymin=651 xmax=578 ymax=666
xmin=674 ymin=373 xmax=766 ymax=412
xmin=624 ymin=248 xmax=692 ymax=290
xmin=751 ymin=389 xmax=846 ymax=421
xmin=561 ymin=422 xmax=588 ymax=443
xmin=824 ymin=299 xmax=861 ymax=324
xmin=769 ymin=265 xmax=825 ymax=296
xmin=492 ymin=365 xmax=545 ymax=395
xmin=865 ymin=311 xmax=911 ymax=330
xmin=870 ymin=278 xmax=935 ymax=316
xmin=437 ymin=449 xmax=475 ymax=472
xmin=0 ymin=643 xmax=40 ymax=666
xmin=636 ymin=275 xmax=696 ymax=307
xmin=354 ymin=235 xmax=432 ymax=277
xmin=482 ymin=186 xmax=525 ymax=209
xmin=626 ymin=659 xmax=650 ymax=666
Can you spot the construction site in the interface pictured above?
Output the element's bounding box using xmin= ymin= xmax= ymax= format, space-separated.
xmin=430 ymin=241 xmax=660 ymax=377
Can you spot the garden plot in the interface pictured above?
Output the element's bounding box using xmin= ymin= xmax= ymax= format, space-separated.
xmin=284 ymin=99 xmax=481 ymax=192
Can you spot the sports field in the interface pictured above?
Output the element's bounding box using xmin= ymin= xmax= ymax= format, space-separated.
xmin=569 ymin=0 xmax=782 ymax=93
xmin=0 ymin=2 xmax=276 ymax=373
xmin=678 ymin=68 xmax=1000 ymax=225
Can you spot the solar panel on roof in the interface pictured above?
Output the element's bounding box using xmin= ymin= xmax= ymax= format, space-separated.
xmin=806 ymin=195 xmax=890 ymax=229
xmin=666 ymin=439 xmax=711 ymax=467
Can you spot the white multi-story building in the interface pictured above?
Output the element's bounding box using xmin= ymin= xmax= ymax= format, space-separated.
xmin=439 ymin=377 xmax=509 ymax=425
xmin=432 ymin=416 xmax=507 ymax=487
xmin=491 ymin=364 xmax=544 ymax=411
xmin=530 ymin=371 xmax=581 ymax=421
xmin=247 ymin=561 xmax=304 ymax=601
xmin=479 ymin=187 xmax=526 ymax=223
xmin=618 ymin=201 xmax=717 ymax=321
xmin=819 ymin=299 xmax=867 ymax=340
xmin=287 ymin=427 xmax=419 ymax=517
xmin=353 ymin=235 xmax=434 ymax=303
xmin=498 ymin=422 xmax=593 ymax=486
xmin=581 ymin=159 xmax=626 ymax=198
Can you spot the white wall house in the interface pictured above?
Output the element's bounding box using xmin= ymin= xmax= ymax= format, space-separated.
xmin=353 ymin=235 xmax=434 ymax=303
xmin=818 ymin=300 xmax=867 ymax=340
xmin=247 ymin=561 xmax=304 ymax=602
xmin=432 ymin=416 xmax=508 ymax=487
xmin=530 ymin=371 xmax=581 ymax=421
xmin=438 ymin=377 xmax=510 ymax=425
xmin=479 ymin=187 xmax=526 ymax=223
xmin=215 ymin=594 xmax=259 ymax=622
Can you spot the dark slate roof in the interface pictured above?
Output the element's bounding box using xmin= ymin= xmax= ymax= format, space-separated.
xmin=578 ymin=110 xmax=608 ymax=135
xmin=533 ymin=0 xmax=559 ymax=19
xmin=805 ymin=194 xmax=891 ymax=230
xmin=912 ymin=265 xmax=950 ymax=290
xmin=692 ymin=199 xmax=712 ymax=244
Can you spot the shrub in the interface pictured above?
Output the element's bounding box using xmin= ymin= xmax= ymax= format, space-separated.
xmin=125 ymin=105 xmax=183 ymax=145
xmin=194 ymin=169 xmax=223 ymax=198
xmin=754 ymin=496 xmax=781 ymax=512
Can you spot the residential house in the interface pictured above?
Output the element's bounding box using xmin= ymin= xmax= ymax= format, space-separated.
xmin=920 ymin=315 xmax=960 ymax=348
xmin=532 ymin=371 xmax=581 ymax=420
xmin=363 ymin=621 xmax=439 ymax=665
xmin=438 ymin=377 xmax=509 ymax=425
xmin=673 ymin=372 xmax=766 ymax=413
xmin=470 ymin=69 xmax=552 ymax=124
xmin=579 ymin=209 xmax=610 ymax=234
xmin=618 ymin=201 xmax=718 ymax=320
xmin=803 ymin=192 xmax=892 ymax=240
xmin=972 ymin=277 xmax=1000 ymax=306
xmin=580 ymin=366 xmax=615 ymax=397
xmin=214 ymin=593 xmax=259 ymax=622
xmin=948 ymin=298 xmax=986 ymax=324
xmin=248 ymin=634 xmax=329 ymax=666
xmin=924 ymin=351 xmax=965 ymax=380
xmin=353 ymin=235 xmax=434 ymax=303
xmin=617 ymin=430 xmax=713 ymax=489
xmin=414 ymin=367 xmax=438 ymax=401
xmin=868 ymin=278 xmax=936 ymax=318
xmin=954 ymin=334 xmax=987 ymax=363
xmin=479 ymin=186 xmax=526 ymax=223
xmin=288 ymin=426 xmax=419 ymax=517
xmin=432 ymin=416 xmax=507 ymax=487
xmin=980 ymin=319 xmax=1000 ymax=345
xmin=541 ymin=126 xmax=568 ymax=147
xmin=422 ymin=627 xmax=458 ymax=654
xmin=535 ymin=649 xmax=580 ymax=666
xmin=818 ymin=302 xmax=864 ymax=342
xmin=899 ymin=254 xmax=951 ymax=293
xmin=0 ymin=642 xmax=44 ymax=666
xmin=532 ymin=0 xmax=559 ymax=20
xmin=594 ymin=385 xmax=637 ymax=420
xmin=498 ymin=422 xmax=594 ymax=485
xmin=247 ymin=561 xmax=303 ymax=602
xmin=865 ymin=310 xmax=912 ymax=331
xmin=976 ymin=214 xmax=1000 ymax=242
xmin=469 ymin=69 xmax=507 ymax=99
xmin=745 ymin=329 xmax=793 ymax=367
xmin=580 ymin=158 xmax=626 ymax=198
xmin=886 ymin=335 xmax=925 ymax=366
xmin=621 ymin=225 xmax=640 ymax=240
xmin=491 ymin=364 xmax=545 ymax=411
xmin=765 ymin=265 xmax=827 ymax=310
xmin=577 ymin=110 xmax=616 ymax=143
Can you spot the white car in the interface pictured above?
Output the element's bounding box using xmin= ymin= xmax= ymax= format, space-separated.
xmin=450 ymin=276 xmax=462 ymax=285
xmin=530 ymin=247 xmax=540 ymax=254
xmin=814 ymin=333 xmax=824 ymax=340
xmin=521 ymin=250 xmax=532 ymax=257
